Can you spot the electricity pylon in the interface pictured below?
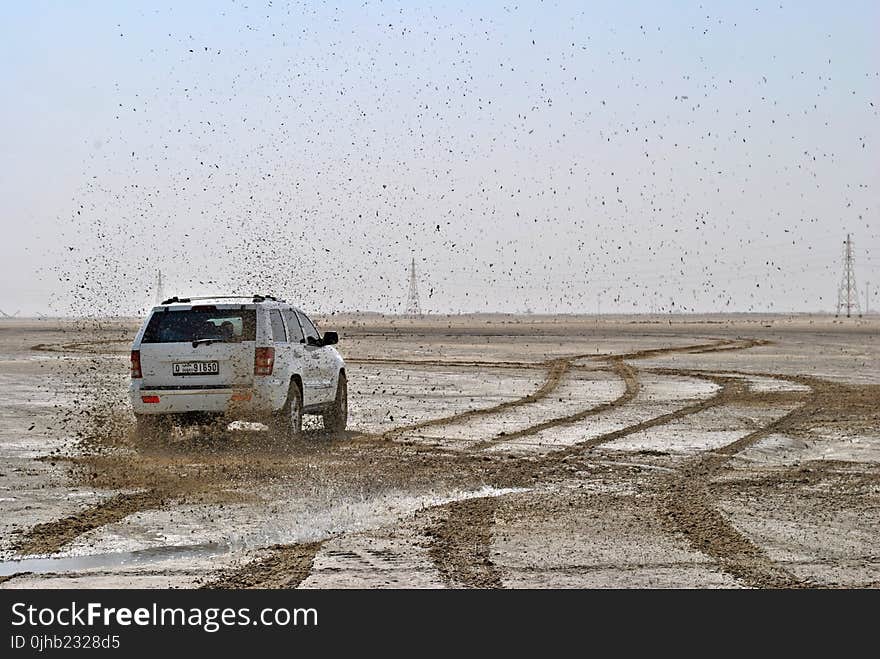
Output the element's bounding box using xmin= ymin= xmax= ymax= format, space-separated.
xmin=405 ymin=258 xmax=421 ymax=316
xmin=836 ymin=234 xmax=861 ymax=318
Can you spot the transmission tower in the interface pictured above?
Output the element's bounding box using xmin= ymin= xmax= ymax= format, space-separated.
xmin=835 ymin=234 xmax=861 ymax=318
xmin=405 ymin=258 xmax=422 ymax=316
xmin=155 ymin=269 xmax=165 ymax=305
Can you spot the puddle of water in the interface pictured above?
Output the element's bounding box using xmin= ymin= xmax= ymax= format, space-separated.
xmin=0 ymin=543 xmax=231 ymax=577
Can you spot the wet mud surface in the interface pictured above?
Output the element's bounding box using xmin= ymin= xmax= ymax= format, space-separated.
xmin=0 ymin=315 xmax=877 ymax=588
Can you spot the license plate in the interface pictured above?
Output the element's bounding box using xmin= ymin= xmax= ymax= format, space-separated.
xmin=172 ymin=361 xmax=220 ymax=376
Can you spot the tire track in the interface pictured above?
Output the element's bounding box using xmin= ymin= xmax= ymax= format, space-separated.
xmin=202 ymin=542 xmax=324 ymax=589
xmin=12 ymin=490 xmax=166 ymax=556
xmin=659 ymin=476 xmax=803 ymax=588
xmin=422 ymin=371 xmax=745 ymax=588
xmin=505 ymin=364 xmax=861 ymax=588
xmin=482 ymin=374 xmax=741 ymax=463
xmin=472 ymin=358 xmax=640 ymax=449
xmin=526 ymin=366 xmax=814 ymax=588
xmin=385 ymin=338 xmax=748 ymax=445
xmin=382 ymin=358 xmax=570 ymax=439
xmin=688 ymin=339 xmax=773 ymax=354
xmin=461 ymin=371 xmax=809 ymax=588
xmin=613 ymin=338 xmax=769 ymax=361
xmin=657 ymin=406 xmax=817 ymax=589
xmin=476 ymin=366 xmax=750 ymax=452
xmin=650 ymin=369 xmax=877 ymax=588
xmin=31 ymin=339 xmax=131 ymax=354
xmin=564 ymin=375 xmax=738 ymax=454
xmin=423 ymin=497 xmax=503 ymax=589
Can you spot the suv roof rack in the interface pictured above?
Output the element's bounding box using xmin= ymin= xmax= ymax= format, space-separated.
xmin=160 ymin=294 xmax=286 ymax=305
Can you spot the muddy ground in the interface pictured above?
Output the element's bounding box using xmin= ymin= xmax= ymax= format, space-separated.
xmin=0 ymin=314 xmax=877 ymax=588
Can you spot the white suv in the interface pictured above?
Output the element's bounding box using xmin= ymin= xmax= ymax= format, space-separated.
xmin=129 ymin=295 xmax=347 ymax=439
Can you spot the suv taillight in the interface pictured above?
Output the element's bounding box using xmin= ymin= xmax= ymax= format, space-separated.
xmin=254 ymin=346 xmax=275 ymax=376
xmin=130 ymin=350 xmax=142 ymax=379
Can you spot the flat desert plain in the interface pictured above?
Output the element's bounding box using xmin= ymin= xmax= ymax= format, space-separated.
xmin=0 ymin=314 xmax=877 ymax=588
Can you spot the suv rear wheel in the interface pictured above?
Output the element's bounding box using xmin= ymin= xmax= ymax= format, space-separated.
xmin=323 ymin=372 xmax=348 ymax=432
xmin=272 ymin=380 xmax=303 ymax=441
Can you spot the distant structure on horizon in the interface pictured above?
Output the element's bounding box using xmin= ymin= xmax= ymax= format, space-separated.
xmin=836 ymin=234 xmax=862 ymax=318
xmin=155 ymin=269 xmax=165 ymax=306
xmin=405 ymin=258 xmax=422 ymax=316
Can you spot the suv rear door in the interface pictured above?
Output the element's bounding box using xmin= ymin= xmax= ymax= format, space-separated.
xmin=137 ymin=305 xmax=257 ymax=389
xmin=266 ymin=307 xmax=296 ymax=398
xmin=279 ymin=307 xmax=311 ymax=397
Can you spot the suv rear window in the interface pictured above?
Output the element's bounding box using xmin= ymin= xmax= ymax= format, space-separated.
xmin=142 ymin=308 xmax=256 ymax=343
xmin=269 ymin=309 xmax=286 ymax=342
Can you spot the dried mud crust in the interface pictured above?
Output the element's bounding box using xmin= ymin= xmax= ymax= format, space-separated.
xmin=203 ymin=542 xmax=324 ymax=589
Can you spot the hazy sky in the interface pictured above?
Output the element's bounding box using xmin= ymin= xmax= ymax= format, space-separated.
xmin=1 ymin=1 xmax=878 ymax=316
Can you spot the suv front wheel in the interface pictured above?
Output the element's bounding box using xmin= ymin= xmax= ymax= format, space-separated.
xmin=323 ymin=372 xmax=348 ymax=433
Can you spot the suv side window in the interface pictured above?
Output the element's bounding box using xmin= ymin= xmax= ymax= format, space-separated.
xmin=269 ymin=309 xmax=287 ymax=343
xmin=282 ymin=309 xmax=305 ymax=343
xmin=296 ymin=311 xmax=320 ymax=342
